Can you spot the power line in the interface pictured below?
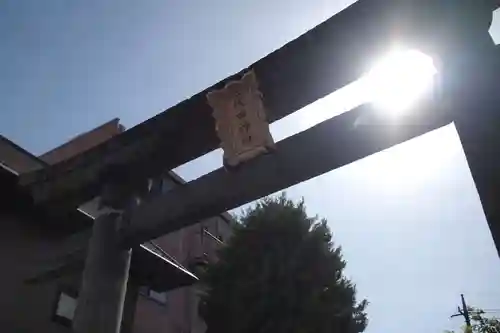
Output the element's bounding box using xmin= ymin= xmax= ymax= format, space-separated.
xmin=478 ymin=309 xmax=500 ymax=312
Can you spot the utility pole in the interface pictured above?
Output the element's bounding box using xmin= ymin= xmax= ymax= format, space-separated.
xmin=451 ymin=294 xmax=472 ymax=329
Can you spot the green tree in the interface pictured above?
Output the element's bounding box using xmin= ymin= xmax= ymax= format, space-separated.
xmin=470 ymin=308 xmax=500 ymax=333
xmin=199 ymin=194 xmax=368 ymax=333
xmin=447 ymin=308 xmax=500 ymax=333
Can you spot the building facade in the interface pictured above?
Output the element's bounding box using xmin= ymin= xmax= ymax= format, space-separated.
xmin=0 ymin=118 xmax=232 ymax=332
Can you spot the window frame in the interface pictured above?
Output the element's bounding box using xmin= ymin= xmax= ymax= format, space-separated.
xmin=51 ymin=285 xmax=78 ymax=327
xmin=139 ymin=286 xmax=169 ymax=307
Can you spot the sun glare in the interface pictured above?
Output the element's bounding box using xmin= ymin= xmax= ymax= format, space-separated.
xmin=294 ymin=49 xmax=438 ymax=131
xmin=282 ymin=48 xmax=448 ymax=193
xmin=357 ymin=49 xmax=451 ymax=190
xmin=363 ymin=49 xmax=437 ymax=115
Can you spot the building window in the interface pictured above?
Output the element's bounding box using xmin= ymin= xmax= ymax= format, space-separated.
xmin=52 ymin=287 xmax=78 ymax=327
xmin=149 ymin=290 xmax=168 ymax=304
xmin=140 ymin=287 xmax=168 ymax=306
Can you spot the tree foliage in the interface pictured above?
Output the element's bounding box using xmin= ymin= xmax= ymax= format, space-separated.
xmin=199 ymin=194 xmax=368 ymax=333
xmin=469 ymin=308 xmax=500 ymax=333
xmin=447 ymin=308 xmax=500 ymax=333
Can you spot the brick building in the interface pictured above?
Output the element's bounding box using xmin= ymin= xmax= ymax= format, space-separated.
xmin=0 ymin=119 xmax=232 ymax=332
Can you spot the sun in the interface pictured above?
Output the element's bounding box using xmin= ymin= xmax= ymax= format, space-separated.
xmin=363 ymin=49 xmax=437 ymax=116
xmin=356 ymin=49 xmax=454 ymax=190
xmin=294 ymin=48 xmax=438 ymax=130
xmin=288 ymin=47 xmax=453 ymax=191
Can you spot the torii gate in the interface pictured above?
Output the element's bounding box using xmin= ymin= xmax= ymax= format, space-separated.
xmin=19 ymin=0 xmax=500 ymax=332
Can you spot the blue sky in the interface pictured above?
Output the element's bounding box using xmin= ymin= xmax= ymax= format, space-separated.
xmin=2 ymin=1 xmax=500 ymax=332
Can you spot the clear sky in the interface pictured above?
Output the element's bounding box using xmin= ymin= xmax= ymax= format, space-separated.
xmin=2 ymin=1 xmax=500 ymax=333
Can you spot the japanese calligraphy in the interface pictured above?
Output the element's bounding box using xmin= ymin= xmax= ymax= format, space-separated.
xmin=206 ymin=70 xmax=275 ymax=167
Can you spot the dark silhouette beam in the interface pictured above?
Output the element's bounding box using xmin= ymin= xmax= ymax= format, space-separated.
xmin=124 ymin=101 xmax=452 ymax=246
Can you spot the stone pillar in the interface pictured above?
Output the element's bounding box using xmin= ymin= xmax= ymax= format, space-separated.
xmin=121 ymin=277 xmax=139 ymax=333
xmin=73 ymin=213 xmax=132 ymax=333
xmin=452 ymin=50 xmax=500 ymax=257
